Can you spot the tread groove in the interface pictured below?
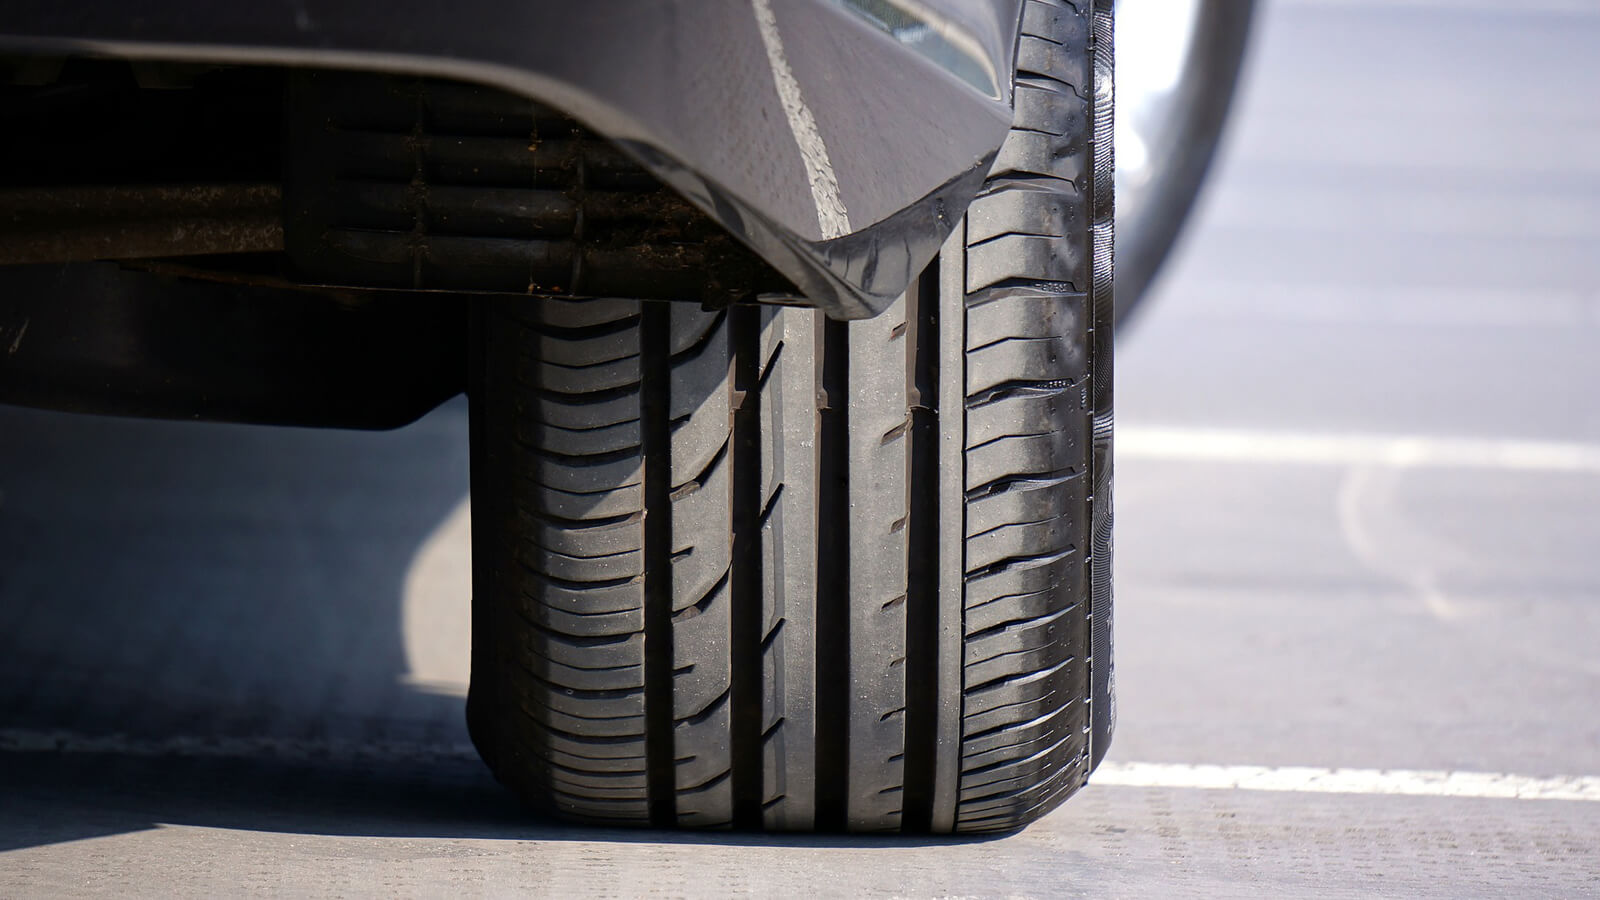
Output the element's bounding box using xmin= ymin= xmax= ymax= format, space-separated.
xmin=904 ymin=263 xmax=941 ymax=832
xmin=730 ymin=304 xmax=765 ymax=829
xmin=641 ymin=301 xmax=676 ymax=827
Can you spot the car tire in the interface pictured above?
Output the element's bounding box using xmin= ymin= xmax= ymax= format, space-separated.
xmin=465 ymin=0 xmax=1112 ymax=833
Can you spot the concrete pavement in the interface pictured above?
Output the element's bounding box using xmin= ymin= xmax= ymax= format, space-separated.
xmin=3 ymin=0 xmax=1599 ymax=894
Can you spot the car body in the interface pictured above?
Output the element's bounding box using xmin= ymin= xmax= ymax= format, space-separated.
xmin=0 ymin=0 xmax=1024 ymax=320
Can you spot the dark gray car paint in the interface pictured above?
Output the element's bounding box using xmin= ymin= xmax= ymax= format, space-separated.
xmin=0 ymin=0 xmax=1024 ymax=318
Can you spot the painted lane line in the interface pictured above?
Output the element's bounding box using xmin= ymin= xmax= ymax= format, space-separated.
xmin=750 ymin=0 xmax=853 ymax=240
xmin=1283 ymin=0 xmax=1600 ymax=14
xmin=1119 ymin=425 xmax=1600 ymax=474
xmin=1093 ymin=762 xmax=1600 ymax=802
xmin=1153 ymin=282 xmax=1600 ymax=329
xmin=9 ymin=728 xmax=1596 ymax=804
xmin=9 ymin=728 xmax=1597 ymax=805
xmin=1334 ymin=463 xmax=1462 ymax=621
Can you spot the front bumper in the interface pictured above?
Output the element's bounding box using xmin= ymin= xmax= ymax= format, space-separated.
xmin=0 ymin=0 xmax=1023 ymax=318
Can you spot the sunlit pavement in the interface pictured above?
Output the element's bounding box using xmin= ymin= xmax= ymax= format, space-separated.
xmin=3 ymin=1 xmax=1599 ymax=895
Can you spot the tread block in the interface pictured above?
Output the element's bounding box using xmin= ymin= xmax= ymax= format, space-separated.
xmin=668 ymin=458 xmax=734 ymax=610
xmin=966 ymin=287 xmax=1089 ymax=348
xmin=513 ymin=628 xmax=643 ymax=672
xmin=1016 ymin=33 xmax=1090 ymax=92
xmin=967 ymin=232 xmax=1087 ymax=296
xmin=1021 ymin=0 xmax=1089 ymax=51
xmin=843 ymin=296 xmax=910 ymax=830
xmin=513 ymin=444 xmax=644 ymax=494
xmin=965 ymin=552 xmax=1080 ymax=623
xmin=757 ymin=306 xmax=820 ymax=831
xmin=669 ymin=308 xmax=733 ymax=485
xmin=990 ymin=129 xmax=1085 ymax=185
xmin=966 ymin=473 xmax=1085 ymax=543
xmin=514 ymin=696 xmax=646 ymax=740
xmin=966 ymin=430 xmax=1080 ymax=494
xmin=521 ymin=602 xmax=643 ymax=642
xmin=518 ymin=417 xmax=641 ymax=457
xmin=519 ymin=575 xmax=643 ymax=616
xmin=967 ymin=186 xmax=1085 ymax=248
xmin=1012 ymin=81 xmax=1084 ymax=139
xmin=524 ymin=328 xmax=642 ymax=368
xmin=966 ymin=334 xmax=1087 ymax=398
xmin=673 ymin=690 xmax=734 ymax=826
xmin=522 ymin=390 xmax=640 ymax=432
xmin=516 ymin=508 xmax=642 ymax=558
xmin=671 ymin=576 xmax=733 ymax=707
xmin=515 ymin=480 xmax=644 ymax=526
xmin=966 ymin=390 xmax=1080 ymax=451
xmin=515 ymin=349 xmax=642 ymax=396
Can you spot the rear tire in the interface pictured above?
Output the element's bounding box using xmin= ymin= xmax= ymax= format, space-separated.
xmin=466 ymin=0 xmax=1112 ymax=833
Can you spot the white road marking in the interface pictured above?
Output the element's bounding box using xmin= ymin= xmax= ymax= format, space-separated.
xmin=750 ymin=0 xmax=853 ymax=240
xmin=1281 ymin=0 xmax=1600 ymax=14
xmin=8 ymin=728 xmax=1597 ymax=805
xmin=1092 ymin=762 xmax=1600 ymax=803
xmin=1155 ymin=282 xmax=1600 ymax=329
xmin=1335 ymin=464 xmax=1463 ymax=621
xmin=1119 ymin=426 xmax=1600 ymax=474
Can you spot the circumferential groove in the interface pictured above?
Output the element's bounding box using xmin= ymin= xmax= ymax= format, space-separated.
xmin=729 ymin=304 xmax=764 ymax=829
xmin=640 ymin=301 xmax=676 ymax=827
xmin=903 ymin=263 xmax=941 ymax=832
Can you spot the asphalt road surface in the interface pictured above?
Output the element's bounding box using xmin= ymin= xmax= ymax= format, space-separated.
xmin=4 ymin=0 xmax=1599 ymax=895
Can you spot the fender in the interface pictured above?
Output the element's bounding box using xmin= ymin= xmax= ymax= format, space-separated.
xmin=0 ymin=0 xmax=1025 ymax=318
